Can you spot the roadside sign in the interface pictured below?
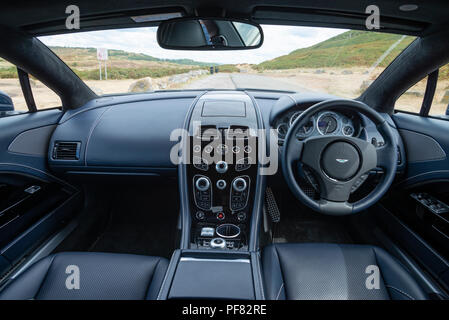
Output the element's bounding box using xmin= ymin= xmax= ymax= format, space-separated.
xmin=97 ymin=48 xmax=108 ymax=61
xmin=97 ymin=48 xmax=108 ymax=80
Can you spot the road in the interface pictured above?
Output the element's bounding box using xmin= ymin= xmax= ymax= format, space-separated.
xmin=184 ymin=73 xmax=312 ymax=92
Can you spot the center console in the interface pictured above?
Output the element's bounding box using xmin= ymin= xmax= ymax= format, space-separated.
xmin=158 ymin=91 xmax=265 ymax=300
xmin=184 ymin=92 xmax=261 ymax=251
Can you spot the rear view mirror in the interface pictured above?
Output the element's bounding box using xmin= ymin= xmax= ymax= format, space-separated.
xmin=157 ymin=18 xmax=263 ymax=50
xmin=0 ymin=90 xmax=14 ymax=112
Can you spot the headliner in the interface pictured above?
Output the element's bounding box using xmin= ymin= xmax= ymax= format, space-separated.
xmin=1 ymin=0 xmax=448 ymax=37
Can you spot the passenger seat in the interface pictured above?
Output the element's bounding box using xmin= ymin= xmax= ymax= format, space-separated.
xmin=0 ymin=252 xmax=168 ymax=300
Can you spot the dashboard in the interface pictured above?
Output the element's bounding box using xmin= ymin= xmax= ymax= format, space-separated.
xmin=47 ymin=90 xmax=405 ymax=176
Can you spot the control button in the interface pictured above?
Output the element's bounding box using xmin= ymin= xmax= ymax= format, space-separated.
xmin=232 ymin=146 xmax=240 ymax=154
xmin=216 ymin=179 xmax=227 ymax=190
xmin=244 ymin=145 xmax=252 ymax=154
xmin=202 ymin=239 xmax=211 ymax=247
xmin=24 ymin=185 xmax=41 ymax=194
xmin=210 ymin=238 xmax=226 ymax=249
xmin=236 ymin=157 xmax=251 ymax=172
xmin=217 ymin=144 xmax=228 ymax=155
xmin=196 ymin=211 xmax=206 ymax=220
xmin=200 ymin=227 xmax=215 ymax=237
xmin=233 ymin=177 xmax=247 ymax=192
xmin=410 ymin=192 xmax=449 ymax=214
xmin=232 ymin=196 xmax=242 ymax=202
xmin=193 ymin=156 xmax=208 ymax=171
xmin=193 ymin=145 xmax=201 ymax=153
xmin=195 ymin=177 xmax=210 ymax=191
xmin=217 ymin=212 xmax=225 ymax=221
xmin=204 ymin=145 xmax=213 ymax=154
xmin=237 ymin=212 xmax=247 ymax=221
xmin=216 ymin=161 xmax=228 ymax=174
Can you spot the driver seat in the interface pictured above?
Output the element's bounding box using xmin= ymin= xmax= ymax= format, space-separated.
xmin=262 ymin=243 xmax=428 ymax=300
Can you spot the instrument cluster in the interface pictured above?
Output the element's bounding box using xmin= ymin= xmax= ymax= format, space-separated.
xmin=275 ymin=109 xmax=360 ymax=141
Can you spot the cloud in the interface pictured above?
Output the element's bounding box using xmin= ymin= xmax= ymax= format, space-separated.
xmin=39 ymin=25 xmax=347 ymax=64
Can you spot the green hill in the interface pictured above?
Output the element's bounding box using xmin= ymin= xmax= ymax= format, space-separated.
xmin=50 ymin=46 xmax=217 ymax=67
xmin=256 ymin=30 xmax=415 ymax=70
xmin=0 ymin=46 xmax=224 ymax=80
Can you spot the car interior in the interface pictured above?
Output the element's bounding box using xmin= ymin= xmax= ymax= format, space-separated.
xmin=1 ymin=0 xmax=449 ymax=301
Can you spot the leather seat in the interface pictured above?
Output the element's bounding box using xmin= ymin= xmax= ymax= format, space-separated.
xmin=262 ymin=243 xmax=428 ymax=300
xmin=0 ymin=252 xmax=168 ymax=300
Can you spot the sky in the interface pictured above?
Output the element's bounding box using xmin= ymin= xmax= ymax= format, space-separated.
xmin=39 ymin=25 xmax=347 ymax=64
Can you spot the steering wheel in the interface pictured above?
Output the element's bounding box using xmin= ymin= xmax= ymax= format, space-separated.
xmin=281 ymin=99 xmax=397 ymax=215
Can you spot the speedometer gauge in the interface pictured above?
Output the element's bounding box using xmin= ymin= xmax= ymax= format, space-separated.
xmin=317 ymin=113 xmax=338 ymax=135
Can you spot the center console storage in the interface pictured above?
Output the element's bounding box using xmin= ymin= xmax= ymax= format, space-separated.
xmin=168 ymin=251 xmax=255 ymax=299
xmin=185 ymin=92 xmax=261 ymax=250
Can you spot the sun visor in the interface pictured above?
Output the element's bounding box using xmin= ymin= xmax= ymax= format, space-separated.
xmin=252 ymin=7 xmax=427 ymax=36
xmin=24 ymin=7 xmax=186 ymax=36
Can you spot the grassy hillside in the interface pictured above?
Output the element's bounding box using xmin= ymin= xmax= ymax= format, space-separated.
xmin=51 ymin=46 xmax=216 ymax=68
xmin=50 ymin=46 xmax=213 ymax=80
xmin=256 ymin=30 xmax=415 ymax=70
xmin=0 ymin=46 xmax=218 ymax=80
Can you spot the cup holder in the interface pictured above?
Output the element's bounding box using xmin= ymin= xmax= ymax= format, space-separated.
xmin=216 ymin=224 xmax=240 ymax=239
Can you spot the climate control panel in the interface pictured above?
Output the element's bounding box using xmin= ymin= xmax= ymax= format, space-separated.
xmin=193 ymin=175 xmax=212 ymax=211
xmin=230 ymin=176 xmax=250 ymax=211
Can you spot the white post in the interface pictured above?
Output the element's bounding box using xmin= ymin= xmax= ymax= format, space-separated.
xmin=105 ymin=60 xmax=107 ymax=80
xmin=99 ymin=60 xmax=102 ymax=80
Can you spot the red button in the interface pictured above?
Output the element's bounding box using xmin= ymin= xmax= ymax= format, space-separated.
xmin=217 ymin=212 xmax=225 ymax=220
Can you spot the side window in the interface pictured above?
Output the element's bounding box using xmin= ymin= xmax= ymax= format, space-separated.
xmin=430 ymin=65 xmax=449 ymax=116
xmin=0 ymin=67 xmax=27 ymax=113
xmin=0 ymin=59 xmax=61 ymax=118
xmin=395 ymin=64 xmax=449 ymax=117
xmin=395 ymin=77 xmax=427 ymax=114
xmin=30 ymin=78 xmax=62 ymax=110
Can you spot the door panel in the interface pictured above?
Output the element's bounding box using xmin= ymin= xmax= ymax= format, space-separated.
xmin=382 ymin=111 xmax=449 ymax=291
xmin=393 ymin=112 xmax=449 ymax=186
xmin=0 ymin=109 xmax=62 ymax=174
xmin=0 ymin=109 xmax=81 ymax=280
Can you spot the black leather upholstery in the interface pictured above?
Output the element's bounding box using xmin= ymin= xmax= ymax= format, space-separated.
xmin=262 ymin=243 xmax=428 ymax=300
xmin=0 ymin=252 xmax=168 ymax=300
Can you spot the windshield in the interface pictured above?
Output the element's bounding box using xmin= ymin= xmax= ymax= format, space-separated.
xmin=38 ymin=26 xmax=414 ymax=98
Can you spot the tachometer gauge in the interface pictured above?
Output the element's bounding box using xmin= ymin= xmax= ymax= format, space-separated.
xmin=342 ymin=125 xmax=355 ymax=136
xmin=317 ymin=113 xmax=338 ymax=135
xmin=276 ymin=123 xmax=289 ymax=139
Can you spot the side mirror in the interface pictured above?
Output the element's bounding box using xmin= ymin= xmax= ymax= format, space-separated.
xmin=0 ymin=90 xmax=14 ymax=112
xmin=157 ymin=18 xmax=263 ymax=50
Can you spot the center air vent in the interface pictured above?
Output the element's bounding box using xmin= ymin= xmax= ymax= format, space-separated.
xmin=52 ymin=142 xmax=80 ymax=160
xmin=227 ymin=125 xmax=250 ymax=139
xmin=197 ymin=125 xmax=219 ymax=140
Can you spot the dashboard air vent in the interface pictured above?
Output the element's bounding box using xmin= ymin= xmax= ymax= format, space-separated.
xmin=52 ymin=142 xmax=80 ymax=160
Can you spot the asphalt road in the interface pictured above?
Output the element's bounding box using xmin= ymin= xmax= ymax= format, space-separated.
xmin=185 ymin=73 xmax=312 ymax=92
